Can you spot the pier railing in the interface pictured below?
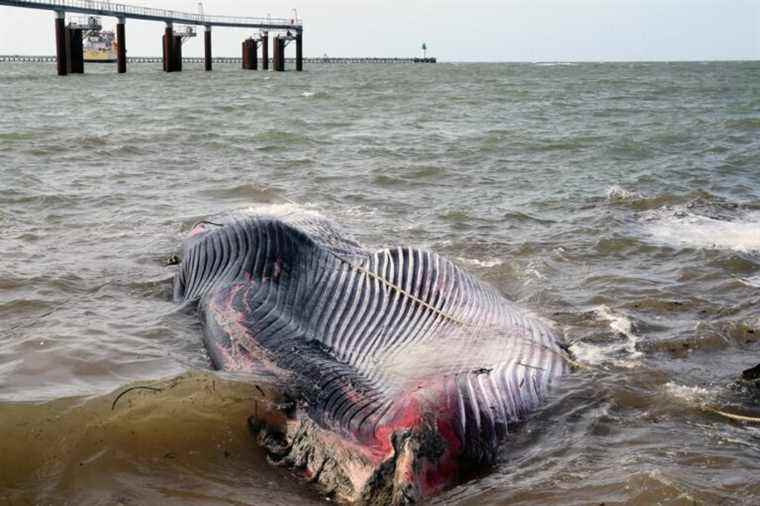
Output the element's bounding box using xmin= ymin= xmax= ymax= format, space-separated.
xmin=0 ymin=0 xmax=303 ymax=29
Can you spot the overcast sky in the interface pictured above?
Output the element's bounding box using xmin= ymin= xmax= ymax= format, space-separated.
xmin=0 ymin=0 xmax=757 ymax=61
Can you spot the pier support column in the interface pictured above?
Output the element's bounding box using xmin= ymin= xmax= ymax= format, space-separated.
xmin=116 ymin=18 xmax=126 ymax=73
xmin=271 ymin=35 xmax=279 ymax=71
xmin=295 ymin=31 xmax=303 ymax=71
xmin=54 ymin=11 xmax=67 ymax=76
xmin=273 ymin=35 xmax=285 ymax=72
xmin=204 ymin=25 xmax=212 ymax=71
xmin=173 ymin=35 xmax=182 ymax=72
xmin=242 ymin=38 xmax=257 ymax=70
xmin=280 ymin=35 xmax=286 ymax=71
xmin=261 ymin=31 xmax=268 ymax=70
xmin=296 ymin=30 xmax=303 ymax=71
xmin=280 ymin=37 xmax=286 ymax=71
xmin=65 ymin=26 xmax=83 ymax=74
xmin=162 ymin=23 xmax=175 ymax=72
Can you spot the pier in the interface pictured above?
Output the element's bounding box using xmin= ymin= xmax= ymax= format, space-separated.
xmin=0 ymin=0 xmax=304 ymax=75
xmin=0 ymin=55 xmax=437 ymax=65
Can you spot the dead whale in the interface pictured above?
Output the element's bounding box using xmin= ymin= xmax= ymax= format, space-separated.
xmin=173 ymin=208 xmax=572 ymax=504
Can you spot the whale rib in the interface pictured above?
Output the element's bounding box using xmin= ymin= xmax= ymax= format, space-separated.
xmin=175 ymin=209 xmax=570 ymax=504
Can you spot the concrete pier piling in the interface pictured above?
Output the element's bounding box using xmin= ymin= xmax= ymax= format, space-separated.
xmin=116 ymin=18 xmax=126 ymax=73
xmin=64 ymin=26 xmax=83 ymax=74
xmin=261 ymin=31 xmax=269 ymax=70
xmin=204 ymin=26 xmax=212 ymax=71
xmin=54 ymin=12 xmax=67 ymax=76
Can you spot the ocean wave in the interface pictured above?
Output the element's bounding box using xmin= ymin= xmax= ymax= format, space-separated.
xmin=200 ymin=183 xmax=281 ymax=202
xmin=503 ymin=211 xmax=556 ymax=226
xmin=642 ymin=208 xmax=760 ymax=253
xmin=604 ymin=187 xmax=729 ymax=212
xmin=723 ymin=117 xmax=760 ymax=131
xmin=252 ymin=130 xmax=313 ymax=145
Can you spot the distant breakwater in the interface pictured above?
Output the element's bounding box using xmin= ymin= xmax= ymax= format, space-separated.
xmin=0 ymin=55 xmax=437 ymax=64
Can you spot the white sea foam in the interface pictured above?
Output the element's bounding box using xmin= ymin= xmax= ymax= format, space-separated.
xmin=520 ymin=259 xmax=548 ymax=288
xmin=738 ymin=275 xmax=760 ymax=288
xmin=569 ymin=305 xmax=642 ymax=368
xmin=643 ymin=209 xmax=760 ymax=253
xmin=456 ymin=257 xmax=504 ymax=268
xmin=301 ymin=91 xmax=315 ymax=97
xmin=594 ymin=305 xmax=637 ymax=345
xmin=243 ymin=202 xmax=317 ymax=218
xmin=606 ymin=185 xmax=642 ymax=201
xmin=569 ymin=341 xmax=620 ymax=367
xmin=664 ymin=382 xmax=717 ymax=405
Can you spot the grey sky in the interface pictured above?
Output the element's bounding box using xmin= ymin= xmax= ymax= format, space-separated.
xmin=0 ymin=0 xmax=757 ymax=61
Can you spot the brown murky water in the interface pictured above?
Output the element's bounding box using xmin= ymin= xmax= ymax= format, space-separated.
xmin=1 ymin=61 xmax=759 ymax=505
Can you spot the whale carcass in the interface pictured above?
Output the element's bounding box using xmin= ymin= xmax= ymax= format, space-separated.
xmin=173 ymin=208 xmax=572 ymax=504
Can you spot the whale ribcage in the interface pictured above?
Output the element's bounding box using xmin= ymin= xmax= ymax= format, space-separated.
xmin=182 ymin=213 xmax=569 ymax=445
